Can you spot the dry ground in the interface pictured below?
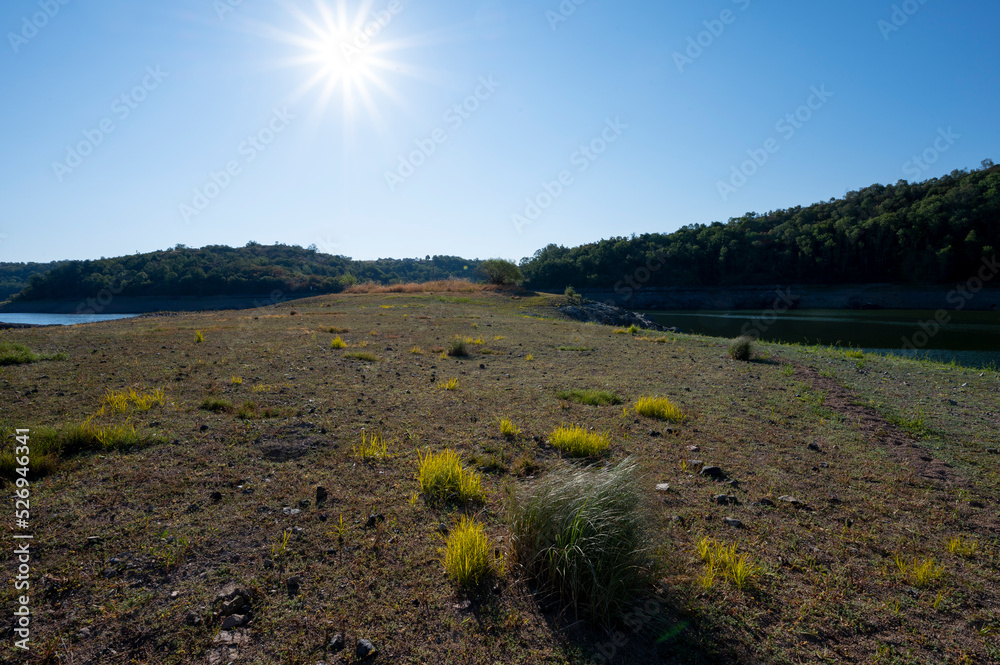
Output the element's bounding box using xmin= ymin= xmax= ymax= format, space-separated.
xmin=1 ymin=290 xmax=998 ymax=664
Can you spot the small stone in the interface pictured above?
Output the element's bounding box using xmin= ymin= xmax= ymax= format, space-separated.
xmin=186 ymin=502 xmax=201 ymax=513
xmin=687 ymin=445 xmax=699 ymax=452
xmin=453 ymin=600 xmax=472 ymax=611
xmin=328 ymin=633 xmax=345 ymax=652
xmin=655 ymin=483 xmax=670 ymax=492
xmin=292 ymin=526 xmax=304 ymax=535
xmin=687 ymin=459 xmax=703 ymax=467
xmin=648 ymin=429 xmax=661 ymax=437
xmin=987 ymin=448 xmax=999 ymax=455
xmin=200 ymin=424 xmax=209 ymax=432
xmin=221 ymin=614 xmax=247 ymax=630
xmin=700 ymin=466 xmax=725 ymax=480
xmin=356 ymin=638 xmax=377 ymax=659
xmin=169 ymin=590 xmax=179 ymax=600
xmin=77 ymin=627 xmax=92 ymax=639
xmin=298 ymin=499 xmax=310 ymax=509
xmin=287 ymin=577 xmax=302 ymax=592
xmin=758 ymin=498 xmax=775 ymax=507
xmin=365 ymin=513 xmax=385 ymax=529
xmin=210 ymin=491 xmax=223 ymax=503
xmin=185 ymin=611 xmax=202 ymax=626
xmin=282 ymin=507 xmax=301 ymax=516
xmin=316 ymin=486 xmax=328 ymax=504
xmin=724 ymin=479 xmax=740 ymax=489
xmin=723 ymin=517 xmax=743 ymax=528
xmin=712 ymin=494 xmax=739 ymax=506
xmin=807 ymin=443 xmax=821 ymax=452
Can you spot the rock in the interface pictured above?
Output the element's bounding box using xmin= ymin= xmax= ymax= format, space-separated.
xmin=287 ymin=577 xmax=302 ymax=593
xmin=687 ymin=445 xmax=699 ymax=452
xmin=558 ymin=301 xmax=668 ymax=331
xmin=185 ymin=611 xmax=202 ymax=626
xmin=700 ymin=466 xmax=725 ymax=480
xmin=365 ymin=513 xmax=385 ymax=529
xmin=758 ymin=498 xmax=775 ymax=507
xmin=778 ymin=495 xmax=808 ymax=508
xmin=298 ymin=499 xmax=310 ymax=509
xmin=724 ymin=479 xmax=740 ymax=489
xmin=807 ymin=443 xmax=821 ymax=452
xmin=712 ymin=494 xmax=739 ymax=505
xmin=292 ymin=526 xmax=304 ymax=536
xmin=316 ymin=486 xmax=328 ymax=504
xmin=186 ymin=502 xmax=201 ymax=513
xmin=169 ymin=590 xmax=179 ymax=600
xmin=723 ymin=517 xmax=743 ymax=528
xmin=328 ymin=633 xmax=345 ymax=652
xmin=221 ymin=595 xmax=246 ymax=615
xmin=77 ymin=627 xmax=92 ymax=639
xmin=221 ymin=614 xmax=247 ymax=630
xmin=356 ymin=638 xmax=377 ymax=659
xmin=282 ymin=507 xmax=301 ymax=516
xmin=986 ymin=448 xmax=999 ymax=455
xmin=655 ymin=483 xmax=671 ymax=492
xmin=200 ymin=424 xmax=209 ymax=432
xmin=671 ymin=515 xmax=685 ymax=525
xmin=210 ymin=491 xmax=223 ymax=503
xmin=687 ymin=459 xmax=703 ymax=467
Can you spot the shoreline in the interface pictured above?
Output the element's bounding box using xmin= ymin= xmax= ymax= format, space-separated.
xmin=0 ymin=293 xmax=316 ymax=314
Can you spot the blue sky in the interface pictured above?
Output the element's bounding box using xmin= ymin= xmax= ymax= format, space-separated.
xmin=1 ymin=0 xmax=997 ymax=263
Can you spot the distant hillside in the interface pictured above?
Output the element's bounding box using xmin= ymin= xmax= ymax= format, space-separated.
xmin=11 ymin=244 xmax=480 ymax=301
xmin=521 ymin=162 xmax=999 ymax=291
xmin=0 ymin=261 xmax=66 ymax=301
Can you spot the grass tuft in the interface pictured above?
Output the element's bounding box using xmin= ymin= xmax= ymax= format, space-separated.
xmin=447 ymin=338 xmax=469 ymax=357
xmin=499 ymin=418 xmax=521 ymax=440
xmin=697 ymin=537 xmax=761 ymax=590
xmin=507 ymin=458 xmax=653 ymax=628
xmin=345 ymin=351 xmax=379 ymax=362
xmin=195 ymin=331 xmax=205 ymax=343
xmin=417 ymin=449 xmax=485 ymax=504
xmin=0 ymin=342 xmax=41 ymax=366
xmin=947 ymin=536 xmax=977 ymax=558
xmin=444 ymin=515 xmax=504 ymax=587
xmin=330 ymin=336 xmax=347 ymax=349
xmin=729 ymin=335 xmax=754 ymax=361
xmin=353 ymin=430 xmax=390 ymax=461
xmin=100 ymin=388 xmax=164 ymax=414
xmin=557 ymin=389 xmax=622 ymax=406
xmin=634 ymin=396 xmax=685 ymax=422
xmin=199 ymin=398 xmax=234 ymax=413
xmin=439 ymin=378 xmax=459 ymax=391
xmin=895 ymin=555 xmax=944 ymax=587
xmin=549 ymin=425 xmax=610 ymax=457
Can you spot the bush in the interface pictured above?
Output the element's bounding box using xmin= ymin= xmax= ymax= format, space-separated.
xmin=729 ymin=335 xmax=754 ymax=361
xmin=634 ymin=396 xmax=685 ymax=422
xmin=447 ymin=338 xmax=468 ymax=357
xmin=417 ymin=449 xmax=485 ymax=504
xmin=507 ymin=458 xmax=654 ymax=628
xmin=556 ymin=389 xmax=622 ymax=406
xmin=549 ymin=424 xmax=610 ymax=457
xmin=330 ymin=336 xmax=347 ymax=349
xmin=444 ymin=516 xmax=504 ymax=587
xmin=477 ymin=258 xmax=523 ymax=286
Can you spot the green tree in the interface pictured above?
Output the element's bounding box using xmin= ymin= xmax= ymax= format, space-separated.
xmin=478 ymin=258 xmax=523 ymax=286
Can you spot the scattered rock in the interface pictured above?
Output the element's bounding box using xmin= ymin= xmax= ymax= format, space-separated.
xmin=778 ymin=495 xmax=808 ymax=508
xmin=282 ymin=507 xmax=301 ymax=516
xmin=328 ymin=633 xmax=345 ymax=652
xmin=687 ymin=459 xmax=703 ymax=467
xmin=558 ymin=301 xmax=669 ymax=330
xmin=77 ymin=627 xmax=92 ymax=640
xmin=648 ymin=429 xmax=661 ymax=437
xmin=185 ymin=502 xmax=201 ymax=514
xmin=758 ymin=498 xmax=775 ymax=507
xmin=298 ymin=499 xmax=310 ymax=509
xmin=700 ymin=466 xmax=725 ymax=480
xmin=724 ymin=479 xmax=740 ymax=489
xmin=316 ymin=486 xmax=328 ymax=504
xmin=365 ymin=513 xmax=385 ymax=529
xmin=185 ymin=611 xmax=202 ymax=626
xmin=200 ymin=424 xmax=209 ymax=432
xmin=807 ymin=443 xmax=821 ymax=452
xmin=655 ymin=483 xmax=671 ymax=492
xmin=210 ymin=491 xmax=223 ymax=503
xmin=987 ymin=448 xmax=999 ymax=455
xmin=712 ymin=494 xmax=739 ymax=506
xmin=723 ymin=517 xmax=743 ymax=528
xmin=356 ymin=638 xmax=377 ymax=659
xmin=287 ymin=577 xmax=302 ymax=594
xmin=687 ymin=445 xmax=699 ymax=452
xmin=221 ymin=614 xmax=247 ymax=630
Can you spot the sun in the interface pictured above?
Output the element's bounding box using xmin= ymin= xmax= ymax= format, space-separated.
xmin=265 ymin=0 xmax=423 ymax=125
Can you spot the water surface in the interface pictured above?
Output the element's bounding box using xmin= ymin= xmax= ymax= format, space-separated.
xmin=0 ymin=313 xmax=138 ymax=326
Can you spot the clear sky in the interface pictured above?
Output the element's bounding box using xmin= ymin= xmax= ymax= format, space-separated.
xmin=1 ymin=0 xmax=998 ymax=263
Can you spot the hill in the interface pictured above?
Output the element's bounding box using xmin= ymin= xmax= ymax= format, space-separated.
xmin=521 ymin=162 xmax=1000 ymax=291
xmin=0 ymin=261 xmax=67 ymax=301
xmin=9 ymin=243 xmax=480 ymax=302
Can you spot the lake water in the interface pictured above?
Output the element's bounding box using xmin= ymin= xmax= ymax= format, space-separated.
xmin=644 ymin=309 xmax=1000 ymax=368
xmin=0 ymin=313 xmax=139 ymax=326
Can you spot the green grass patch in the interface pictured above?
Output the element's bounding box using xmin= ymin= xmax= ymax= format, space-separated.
xmin=199 ymin=398 xmax=234 ymax=413
xmin=507 ymin=458 xmax=654 ymax=629
xmin=549 ymin=424 xmax=610 ymax=457
xmin=344 ymin=351 xmax=379 ymax=362
xmin=556 ymin=389 xmax=622 ymax=406
xmin=0 ymin=342 xmax=64 ymax=366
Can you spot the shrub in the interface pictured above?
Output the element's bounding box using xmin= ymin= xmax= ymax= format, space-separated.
xmin=564 ymin=286 xmax=578 ymax=300
xmin=417 ymin=449 xmax=485 ymax=504
xmin=549 ymin=425 xmax=610 ymax=457
xmin=556 ymin=389 xmax=622 ymax=406
xmin=499 ymin=418 xmax=520 ymax=440
xmin=444 ymin=516 xmax=504 ymax=587
xmin=195 ymin=331 xmax=205 ymax=343
xmin=634 ymin=396 xmax=685 ymax=422
xmin=729 ymin=335 xmax=754 ymax=361
xmin=447 ymin=338 xmax=468 ymax=357
xmin=507 ymin=458 xmax=654 ymax=628
xmin=330 ymin=336 xmax=348 ymax=349
xmin=477 ymin=258 xmax=523 ymax=286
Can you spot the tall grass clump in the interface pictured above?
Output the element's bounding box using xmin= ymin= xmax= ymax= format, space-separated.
xmin=444 ymin=516 xmax=504 ymax=587
xmin=549 ymin=424 xmax=610 ymax=457
xmin=100 ymin=387 xmax=165 ymax=414
xmin=0 ymin=342 xmax=41 ymax=366
xmin=499 ymin=418 xmax=521 ymax=440
xmin=195 ymin=331 xmax=205 ymax=343
xmin=354 ymin=430 xmax=390 ymax=461
xmin=417 ymin=449 xmax=485 ymax=504
xmin=345 ymin=351 xmax=379 ymax=362
xmin=634 ymin=396 xmax=685 ymax=422
xmin=729 ymin=335 xmax=754 ymax=361
xmin=330 ymin=336 xmax=347 ymax=349
xmin=697 ymin=537 xmax=761 ymax=590
xmin=447 ymin=338 xmax=469 ymax=357
xmin=507 ymin=458 xmax=654 ymax=628
xmin=556 ymin=389 xmax=622 ymax=406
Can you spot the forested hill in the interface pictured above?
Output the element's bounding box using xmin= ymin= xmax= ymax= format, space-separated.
xmin=0 ymin=261 xmax=67 ymax=301
xmin=521 ymin=163 xmax=1000 ymax=290
xmin=10 ymin=244 xmax=479 ymax=301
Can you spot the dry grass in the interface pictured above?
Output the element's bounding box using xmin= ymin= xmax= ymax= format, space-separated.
xmin=548 ymin=424 xmax=610 ymax=457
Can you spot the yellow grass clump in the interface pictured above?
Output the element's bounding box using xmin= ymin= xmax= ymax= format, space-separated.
xmin=499 ymin=418 xmax=520 ymax=440
xmin=634 ymin=396 xmax=685 ymax=422
xmin=353 ymin=431 xmax=390 ymax=461
xmin=417 ymin=449 xmax=485 ymax=504
xmin=99 ymin=388 xmax=165 ymax=415
xmin=444 ymin=516 xmax=504 ymax=587
xmin=548 ymin=424 xmax=610 ymax=457
xmin=697 ymin=537 xmax=761 ymax=590
xmin=330 ymin=336 xmax=347 ymax=349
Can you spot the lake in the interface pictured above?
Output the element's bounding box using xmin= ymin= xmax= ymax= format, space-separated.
xmin=0 ymin=313 xmax=139 ymax=326
xmin=643 ymin=309 xmax=1000 ymax=368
